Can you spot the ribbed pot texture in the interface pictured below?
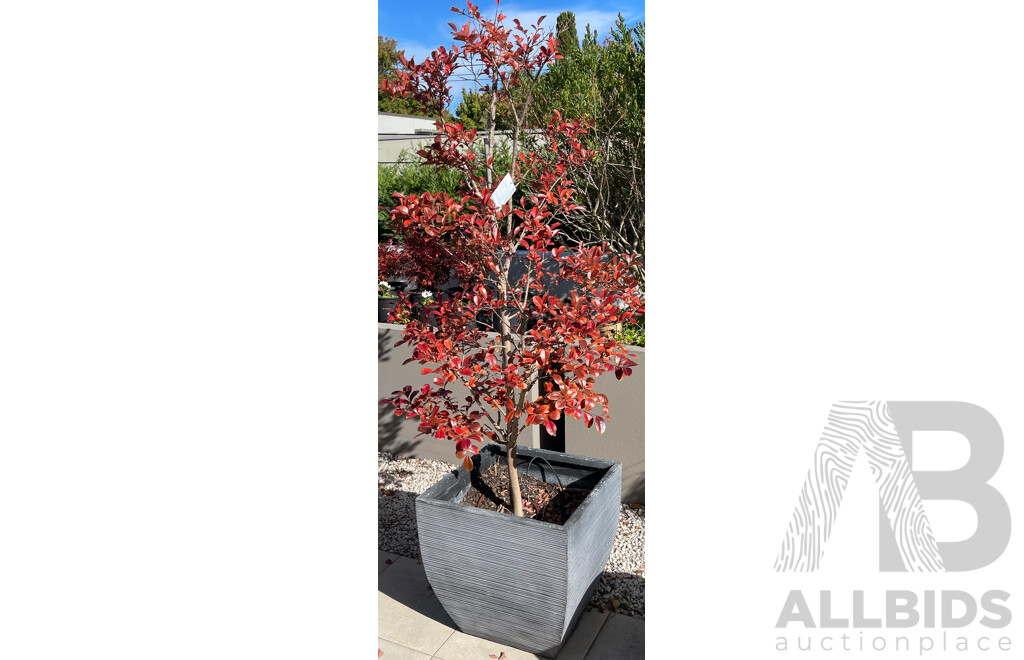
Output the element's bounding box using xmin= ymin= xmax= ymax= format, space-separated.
xmin=415 ymin=445 xmax=621 ymax=657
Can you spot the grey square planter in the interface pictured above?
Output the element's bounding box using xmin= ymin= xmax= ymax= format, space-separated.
xmin=415 ymin=445 xmax=621 ymax=657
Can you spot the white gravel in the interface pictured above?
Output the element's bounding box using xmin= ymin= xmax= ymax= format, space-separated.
xmin=378 ymin=451 xmax=645 ymax=619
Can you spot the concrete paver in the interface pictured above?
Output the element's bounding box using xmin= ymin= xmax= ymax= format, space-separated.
xmin=377 ymin=638 xmax=433 ymax=659
xmin=377 ymin=557 xmax=456 ymax=655
xmin=428 ymin=608 xmax=613 ymax=660
xmin=577 ymin=612 xmax=644 ymax=660
xmin=432 ymin=631 xmax=543 ymax=660
xmin=379 ymin=550 xmax=400 ymax=574
xmin=378 ymin=553 xmax=642 ymax=660
xmin=553 ymin=609 xmax=608 ymax=660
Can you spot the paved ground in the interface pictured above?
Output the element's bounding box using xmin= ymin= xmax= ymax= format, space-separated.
xmin=378 ymin=551 xmax=644 ymax=660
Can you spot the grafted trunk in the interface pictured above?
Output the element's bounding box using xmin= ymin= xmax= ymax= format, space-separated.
xmin=506 ymin=439 xmax=524 ymax=517
xmin=500 ymin=280 xmax=524 ymax=517
xmin=495 ymin=251 xmax=524 ymax=516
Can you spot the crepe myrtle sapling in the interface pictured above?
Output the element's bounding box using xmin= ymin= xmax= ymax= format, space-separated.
xmin=379 ymin=0 xmax=641 ymax=517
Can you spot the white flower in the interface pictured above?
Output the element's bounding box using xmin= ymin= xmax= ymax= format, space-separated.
xmin=420 ymin=290 xmax=433 ymax=298
xmin=379 ymin=281 xmax=391 ymax=289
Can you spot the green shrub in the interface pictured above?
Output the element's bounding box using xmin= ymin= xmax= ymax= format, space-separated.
xmin=378 ymin=153 xmax=463 ymax=240
xmin=614 ymin=315 xmax=645 ymax=347
xmin=378 ymin=145 xmax=519 ymax=240
xmin=532 ymin=15 xmax=645 ymax=284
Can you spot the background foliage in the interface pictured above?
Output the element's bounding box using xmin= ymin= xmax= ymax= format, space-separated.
xmin=378 ymin=143 xmax=519 ymax=242
xmin=452 ymin=89 xmax=513 ymax=132
xmin=378 ymin=155 xmax=463 ymax=241
xmin=534 ymin=14 xmax=646 ymax=284
xmin=378 ymin=36 xmax=423 ymax=116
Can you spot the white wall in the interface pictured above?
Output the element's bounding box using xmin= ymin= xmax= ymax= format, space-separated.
xmin=377 ymin=112 xmax=437 ymax=134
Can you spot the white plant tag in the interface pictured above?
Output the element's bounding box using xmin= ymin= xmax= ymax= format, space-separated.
xmin=490 ymin=173 xmax=516 ymax=207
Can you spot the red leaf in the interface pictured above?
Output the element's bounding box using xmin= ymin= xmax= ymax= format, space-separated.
xmin=595 ymin=417 xmax=606 ymax=434
xmin=462 ymin=456 xmax=474 ymax=471
xmin=544 ymin=420 xmax=557 ymax=436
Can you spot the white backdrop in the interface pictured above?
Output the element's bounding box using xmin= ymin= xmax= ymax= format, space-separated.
xmin=649 ymin=1 xmax=1024 ymax=657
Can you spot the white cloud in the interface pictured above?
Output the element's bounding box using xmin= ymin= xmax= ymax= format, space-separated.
xmin=394 ymin=39 xmax=437 ymax=65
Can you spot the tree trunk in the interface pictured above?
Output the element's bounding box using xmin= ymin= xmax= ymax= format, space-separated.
xmin=488 ymin=72 xmax=524 ymax=517
xmin=486 ymin=74 xmax=498 ymax=187
xmin=506 ymin=434 xmax=524 ymax=517
xmin=497 ymin=263 xmax=524 ymax=516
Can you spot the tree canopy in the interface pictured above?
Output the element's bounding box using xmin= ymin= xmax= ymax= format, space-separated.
xmin=377 ymin=15 xmax=646 ymax=285
xmin=378 ymin=35 xmax=427 ymax=115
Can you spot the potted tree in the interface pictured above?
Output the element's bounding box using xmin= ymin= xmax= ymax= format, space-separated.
xmin=379 ymin=2 xmax=641 ymax=655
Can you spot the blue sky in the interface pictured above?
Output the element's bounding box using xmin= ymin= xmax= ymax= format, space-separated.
xmin=379 ymin=0 xmax=645 ymax=107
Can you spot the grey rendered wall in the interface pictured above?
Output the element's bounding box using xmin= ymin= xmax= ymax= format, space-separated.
xmin=377 ymin=113 xmax=437 ymax=134
xmin=378 ymin=136 xmax=433 ymax=165
xmin=378 ymin=133 xmax=519 ymax=166
xmin=378 ymin=322 xmax=540 ymax=464
xmin=563 ymin=345 xmax=645 ymax=504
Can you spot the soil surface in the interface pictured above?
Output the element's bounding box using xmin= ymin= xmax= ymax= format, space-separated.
xmin=459 ymin=462 xmax=591 ymax=525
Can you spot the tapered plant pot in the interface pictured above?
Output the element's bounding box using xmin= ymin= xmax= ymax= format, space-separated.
xmin=415 ymin=445 xmax=621 ymax=657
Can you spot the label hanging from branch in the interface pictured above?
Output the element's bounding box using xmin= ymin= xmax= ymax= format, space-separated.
xmin=490 ymin=173 xmax=516 ymax=207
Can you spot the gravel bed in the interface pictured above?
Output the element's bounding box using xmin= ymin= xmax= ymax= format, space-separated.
xmin=378 ymin=451 xmax=645 ymax=619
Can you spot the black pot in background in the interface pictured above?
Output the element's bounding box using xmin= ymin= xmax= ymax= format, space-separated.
xmin=378 ymin=297 xmax=399 ymax=323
